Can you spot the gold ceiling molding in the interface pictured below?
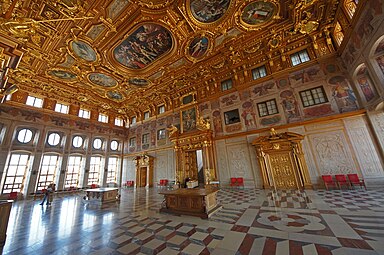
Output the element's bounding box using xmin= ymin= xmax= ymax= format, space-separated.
xmin=0 ymin=0 xmax=344 ymax=116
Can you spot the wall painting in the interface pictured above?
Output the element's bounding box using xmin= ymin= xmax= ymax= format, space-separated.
xmin=280 ymin=90 xmax=301 ymax=123
xmin=241 ymin=101 xmax=257 ymax=129
xmin=181 ymin=107 xmax=196 ymax=133
xmin=328 ymin=75 xmax=358 ymax=113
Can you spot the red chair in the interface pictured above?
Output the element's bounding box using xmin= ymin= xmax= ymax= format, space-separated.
xmin=335 ymin=174 xmax=350 ymax=189
xmin=236 ymin=177 xmax=244 ymax=189
xmin=322 ymin=175 xmax=337 ymax=190
xmin=230 ymin=177 xmax=237 ymax=188
xmin=91 ymin=184 xmax=98 ymax=189
xmin=8 ymin=191 xmax=18 ymax=200
xmin=347 ymin=174 xmax=366 ymax=190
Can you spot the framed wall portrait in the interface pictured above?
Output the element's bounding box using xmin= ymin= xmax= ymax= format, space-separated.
xmin=181 ymin=107 xmax=197 ymax=133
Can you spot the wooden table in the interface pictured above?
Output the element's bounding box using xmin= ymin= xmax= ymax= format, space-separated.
xmin=159 ymin=187 xmax=221 ymax=218
xmin=84 ymin=188 xmax=118 ymax=203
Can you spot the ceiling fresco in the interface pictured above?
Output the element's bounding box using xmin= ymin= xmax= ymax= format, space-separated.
xmin=0 ymin=0 xmax=343 ymax=118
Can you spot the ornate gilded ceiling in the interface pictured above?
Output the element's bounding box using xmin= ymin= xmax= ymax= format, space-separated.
xmin=0 ymin=0 xmax=340 ymax=117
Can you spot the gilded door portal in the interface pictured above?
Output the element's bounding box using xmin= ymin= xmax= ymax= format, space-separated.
xmin=252 ymin=129 xmax=313 ymax=190
xmin=269 ymin=153 xmax=297 ymax=189
xmin=139 ymin=167 xmax=147 ymax=187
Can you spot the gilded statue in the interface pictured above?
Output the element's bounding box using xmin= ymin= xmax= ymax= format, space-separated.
xmin=196 ymin=116 xmax=211 ymax=131
xmin=167 ymin=124 xmax=178 ymax=137
xmin=0 ymin=17 xmax=40 ymax=40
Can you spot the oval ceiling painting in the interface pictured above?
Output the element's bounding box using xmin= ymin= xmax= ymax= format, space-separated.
xmin=241 ymin=1 xmax=276 ymax=26
xmin=189 ymin=36 xmax=209 ymax=59
xmin=107 ymin=91 xmax=124 ymax=101
xmin=190 ymin=0 xmax=231 ymax=23
xmin=113 ymin=23 xmax=173 ymax=69
xmin=47 ymin=69 xmax=77 ymax=81
xmin=88 ymin=73 xmax=117 ymax=87
xmin=70 ymin=40 xmax=97 ymax=62
xmin=128 ymin=78 xmax=149 ymax=86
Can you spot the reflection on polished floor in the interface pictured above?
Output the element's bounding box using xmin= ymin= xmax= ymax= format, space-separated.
xmin=2 ymin=187 xmax=384 ymax=255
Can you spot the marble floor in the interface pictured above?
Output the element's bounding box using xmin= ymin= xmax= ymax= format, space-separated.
xmin=1 ymin=187 xmax=384 ymax=255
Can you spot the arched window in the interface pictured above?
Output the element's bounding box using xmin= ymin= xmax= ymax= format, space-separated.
xmin=344 ymin=0 xmax=358 ymax=18
xmin=334 ymin=22 xmax=344 ymax=46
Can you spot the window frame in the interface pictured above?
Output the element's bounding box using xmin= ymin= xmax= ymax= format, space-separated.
xmin=114 ymin=117 xmax=123 ymax=126
xmin=299 ymin=86 xmax=328 ymax=107
xmin=221 ymin=78 xmax=233 ymax=91
xmin=129 ymin=137 xmax=136 ymax=147
xmin=65 ymin=155 xmax=83 ymax=188
xmin=106 ymin=157 xmax=119 ymax=184
xmin=157 ymin=129 xmax=166 ymax=140
xmin=257 ymin=99 xmax=279 ymax=117
xmin=36 ymin=154 xmax=59 ymax=191
xmin=1 ymin=153 xmax=31 ymax=194
xmin=251 ymin=65 xmax=267 ymax=80
xmin=26 ymin=95 xmax=43 ymax=108
xmin=78 ymin=108 xmax=90 ymax=119
xmin=142 ymin=133 xmax=149 ymax=145
xmin=98 ymin=113 xmax=108 ymax=123
xmin=88 ymin=156 xmax=102 ymax=186
xmin=54 ymin=103 xmax=69 ymax=114
xmin=17 ymin=128 xmax=33 ymax=144
xmin=72 ymin=135 xmax=83 ymax=148
xmin=47 ymin=132 xmax=61 ymax=146
xmin=290 ymin=49 xmax=310 ymax=66
xmin=158 ymin=105 xmax=165 ymax=114
xmin=144 ymin=111 xmax=150 ymax=120
xmin=93 ymin=138 xmax=103 ymax=150
xmin=110 ymin=140 xmax=119 ymax=151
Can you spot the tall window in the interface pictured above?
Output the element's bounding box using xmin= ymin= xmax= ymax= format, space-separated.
xmin=257 ymin=99 xmax=278 ymax=117
xmin=79 ymin=108 xmax=90 ymax=119
xmin=37 ymin=155 xmax=59 ymax=191
xmin=157 ymin=129 xmax=166 ymax=140
xmin=158 ymin=105 xmax=165 ymax=114
xmin=221 ymin=79 xmax=233 ymax=91
xmin=144 ymin=111 xmax=150 ymax=120
xmin=2 ymin=153 xmax=31 ymax=194
xmin=129 ymin=137 xmax=136 ymax=147
xmin=334 ymin=22 xmax=344 ymax=46
xmin=142 ymin=133 xmax=149 ymax=145
xmin=55 ymin=103 xmax=69 ymax=114
xmin=300 ymin=86 xmax=328 ymax=107
xmin=65 ymin=156 xmax=82 ymax=188
xmin=98 ymin=113 xmax=108 ymax=123
xmin=106 ymin=157 xmax=118 ymax=184
xmin=131 ymin=116 xmax=137 ymax=125
xmin=252 ymin=65 xmax=267 ymax=80
xmin=344 ymin=0 xmax=358 ymax=18
xmin=115 ymin=117 xmax=123 ymax=126
xmin=88 ymin=156 xmax=102 ymax=185
xmin=26 ymin=96 xmax=43 ymax=108
xmin=290 ymin=49 xmax=310 ymax=66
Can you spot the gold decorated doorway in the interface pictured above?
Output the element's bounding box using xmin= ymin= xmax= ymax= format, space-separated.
xmin=252 ymin=129 xmax=312 ymax=190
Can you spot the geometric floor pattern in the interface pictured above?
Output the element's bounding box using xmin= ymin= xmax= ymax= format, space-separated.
xmin=2 ymin=187 xmax=384 ymax=255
